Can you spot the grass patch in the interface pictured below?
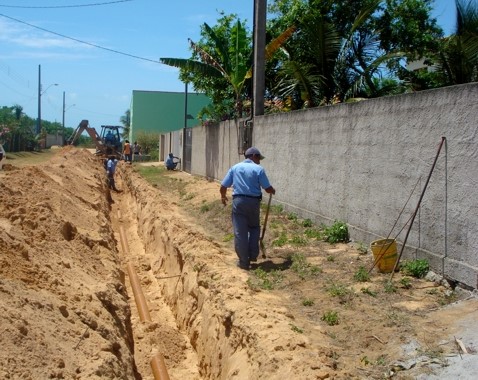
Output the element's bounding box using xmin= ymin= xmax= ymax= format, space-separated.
xmin=304 ymin=228 xmax=323 ymax=240
xmin=290 ymin=235 xmax=308 ymax=246
xmin=290 ymin=253 xmax=322 ymax=279
xmin=321 ymin=311 xmax=339 ymax=326
xmin=136 ymin=165 xmax=188 ymax=193
xmin=272 ymin=232 xmax=288 ymax=247
xmin=326 ymin=282 xmax=351 ymax=298
xmin=270 ymin=204 xmax=283 ymax=214
xmin=400 ymin=277 xmax=412 ymax=289
xmin=290 ymin=324 xmax=304 ymax=333
xmin=200 ymin=203 xmax=212 ymax=213
xmin=247 ymin=268 xmax=284 ymax=290
xmin=353 ymin=266 xmax=370 ymax=282
xmin=302 ymin=298 xmax=314 ymax=306
xmin=301 ymin=218 xmax=313 ymax=227
xmin=356 ymin=242 xmax=368 ymax=255
xmin=384 ymin=281 xmax=397 ymax=293
xmin=222 ymin=233 xmax=234 ymax=242
xmin=361 ymin=287 xmax=377 ymax=297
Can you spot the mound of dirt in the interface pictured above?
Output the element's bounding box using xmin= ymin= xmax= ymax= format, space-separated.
xmin=0 ymin=148 xmax=137 ymax=379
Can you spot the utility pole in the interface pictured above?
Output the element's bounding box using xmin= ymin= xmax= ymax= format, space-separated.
xmin=36 ymin=64 xmax=41 ymax=135
xmin=62 ymin=91 xmax=66 ymax=145
xmin=253 ymin=0 xmax=266 ymax=117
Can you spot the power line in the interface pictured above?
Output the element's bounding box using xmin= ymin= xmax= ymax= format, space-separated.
xmin=0 ymin=13 xmax=162 ymax=64
xmin=0 ymin=0 xmax=134 ymax=9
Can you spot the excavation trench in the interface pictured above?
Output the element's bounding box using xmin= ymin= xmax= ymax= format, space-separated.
xmin=114 ymin=165 xmax=324 ymax=380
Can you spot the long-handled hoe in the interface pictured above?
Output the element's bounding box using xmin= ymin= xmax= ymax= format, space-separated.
xmin=259 ymin=193 xmax=273 ymax=259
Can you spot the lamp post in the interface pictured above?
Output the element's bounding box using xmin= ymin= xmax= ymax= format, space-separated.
xmin=36 ymin=64 xmax=58 ymax=135
xmin=62 ymin=91 xmax=75 ymax=145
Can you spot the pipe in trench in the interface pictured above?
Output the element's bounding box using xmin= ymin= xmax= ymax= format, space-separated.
xmin=126 ymin=262 xmax=152 ymax=322
xmin=151 ymin=353 xmax=171 ymax=380
xmin=117 ymin=209 xmax=171 ymax=380
xmin=119 ymin=224 xmax=151 ymax=322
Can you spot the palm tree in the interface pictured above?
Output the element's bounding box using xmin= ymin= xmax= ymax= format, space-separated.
xmin=273 ymin=0 xmax=395 ymax=108
xmin=161 ymin=18 xmax=295 ymax=119
xmin=439 ymin=0 xmax=478 ymax=84
xmin=161 ymin=20 xmax=250 ymax=118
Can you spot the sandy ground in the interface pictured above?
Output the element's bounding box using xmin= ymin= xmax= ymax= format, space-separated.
xmin=0 ymin=147 xmax=477 ymax=379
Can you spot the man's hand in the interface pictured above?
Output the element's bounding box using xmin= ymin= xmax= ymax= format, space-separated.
xmin=221 ymin=195 xmax=228 ymax=206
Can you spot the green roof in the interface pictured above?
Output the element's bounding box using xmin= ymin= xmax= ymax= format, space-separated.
xmin=130 ymin=90 xmax=210 ymax=135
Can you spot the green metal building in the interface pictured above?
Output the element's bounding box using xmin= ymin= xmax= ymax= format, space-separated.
xmin=129 ymin=90 xmax=210 ymax=140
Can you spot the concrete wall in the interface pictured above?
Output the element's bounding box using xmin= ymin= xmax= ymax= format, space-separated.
xmin=191 ymin=119 xmax=241 ymax=179
xmin=189 ymin=83 xmax=478 ymax=289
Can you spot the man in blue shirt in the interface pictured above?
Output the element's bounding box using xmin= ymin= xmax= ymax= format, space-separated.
xmin=220 ymin=147 xmax=276 ymax=270
xmin=106 ymin=155 xmax=119 ymax=191
xmin=165 ymin=153 xmax=179 ymax=170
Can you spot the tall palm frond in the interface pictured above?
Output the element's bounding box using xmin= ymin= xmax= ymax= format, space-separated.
xmin=276 ymin=61 xmax=323 ymax=108
xmin=439 ymin=0 xmax=478 ymax=84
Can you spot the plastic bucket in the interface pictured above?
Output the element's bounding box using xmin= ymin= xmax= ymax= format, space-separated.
xmin=370 ymin=239 xmax=397 ymax=273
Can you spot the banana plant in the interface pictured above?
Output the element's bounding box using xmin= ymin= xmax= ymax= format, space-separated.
xmin=161 ymin=19 xmax=295 ymax=118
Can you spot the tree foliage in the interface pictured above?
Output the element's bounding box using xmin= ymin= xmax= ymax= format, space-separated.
xmin=161 ymin=14 xmax=251 ymax=121
xmin=266 ymin=0 xmax=445 ymax=110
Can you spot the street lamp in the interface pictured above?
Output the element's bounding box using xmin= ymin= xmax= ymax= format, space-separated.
xmin=36 ymin=64 xmax=59 ymax=135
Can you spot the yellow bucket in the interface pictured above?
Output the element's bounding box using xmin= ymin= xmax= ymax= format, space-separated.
xmin=370 ymin=239 xmax=398 ymax=273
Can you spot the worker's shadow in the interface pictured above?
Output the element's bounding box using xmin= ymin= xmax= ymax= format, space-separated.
xmin=250 ymin=257 xmax=292 ymax=272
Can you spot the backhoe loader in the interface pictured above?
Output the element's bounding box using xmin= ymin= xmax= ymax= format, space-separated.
xmin=67 ymin=120 xmax=123 ymax=159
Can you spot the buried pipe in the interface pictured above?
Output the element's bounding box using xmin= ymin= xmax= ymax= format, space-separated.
xmin=126 ymin=262 xmax=152 ymax=322
xmin=151 ymin=353 xmax=171 ymax=380
xmin=117 ymin=214 xmax=171 ymax=380
xmin=118 ymin=223 xmax=152 ymax=322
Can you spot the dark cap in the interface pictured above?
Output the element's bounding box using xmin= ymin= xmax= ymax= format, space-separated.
xmin=245 ymin=147 xmax=265 ymax=159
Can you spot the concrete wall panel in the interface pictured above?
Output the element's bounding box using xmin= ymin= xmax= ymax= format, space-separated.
xmin=188 ymin=83 xmax=478 ymax=288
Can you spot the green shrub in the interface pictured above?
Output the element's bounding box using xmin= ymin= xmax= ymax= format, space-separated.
xmin=324 ymin=220 xmax=349 ymax=243
xmin=401 ymin=259 xmax=429 ymax=278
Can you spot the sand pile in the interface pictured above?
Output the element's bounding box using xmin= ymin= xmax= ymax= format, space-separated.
xmin=0 ymin=148 xmax=137 ymax=379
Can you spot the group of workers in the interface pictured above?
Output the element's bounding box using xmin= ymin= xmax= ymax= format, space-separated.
xmin=122 ymin=140 xmax=142 ymax=162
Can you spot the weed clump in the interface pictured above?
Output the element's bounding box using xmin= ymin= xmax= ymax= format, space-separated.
xmin=401 ymin=259 xmax=429 ymax=278
xmin=323 ymin=220 xmax=349 ymax=243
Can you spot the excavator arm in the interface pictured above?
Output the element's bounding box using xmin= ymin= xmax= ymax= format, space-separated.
xmin=68 ymin=120 xmax=122 ymax=159
xmin=68 ymin=120 xmax=102 ymax=146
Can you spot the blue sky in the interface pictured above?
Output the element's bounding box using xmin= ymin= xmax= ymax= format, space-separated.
xmin=0 ymin=0 xmax=457 ymax=130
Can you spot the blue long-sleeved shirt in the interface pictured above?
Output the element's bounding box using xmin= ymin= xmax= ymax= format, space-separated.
xmin=221 ymin=159 xmax=271 ymax=197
